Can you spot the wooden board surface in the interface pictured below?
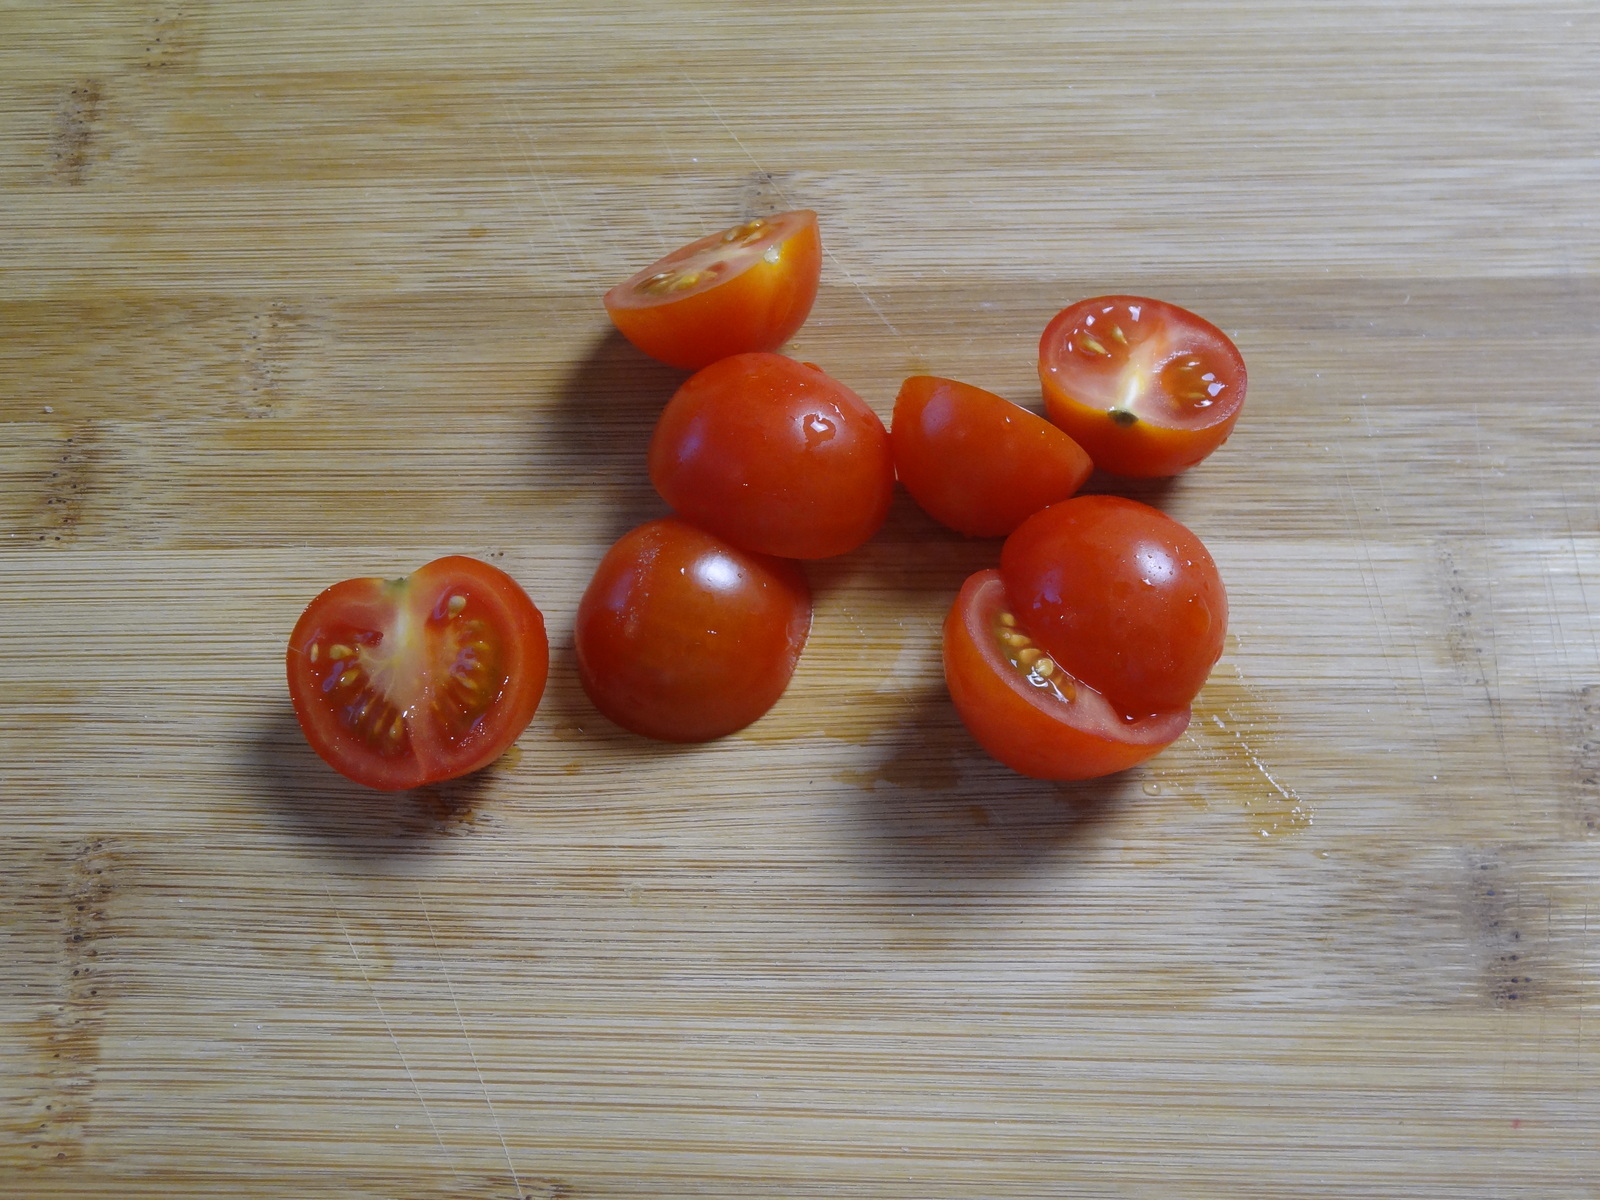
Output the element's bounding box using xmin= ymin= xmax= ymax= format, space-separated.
xmin=3 ymin=2 xmax=1598 ymax=1196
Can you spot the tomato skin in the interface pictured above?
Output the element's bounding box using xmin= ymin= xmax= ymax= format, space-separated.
xmin=891 ymin=376 xmax=1092 ymax=537
xmin=1038 ymin=295 xmax=1246 ymax=477
xmin=575 ymin=517 xmax=812 ymax=742
xmin=1000 ymin=495 xmax=1226 ymax=719
xmin=286 ymin=556 xmax=548 ymax=791
xmin=603 ymin=211 xmax=823 ymax=371
xmin=944 ymin=571 xmax=1189 ymax=780
xmin=649 ymin=353 xmax=893 ymax=560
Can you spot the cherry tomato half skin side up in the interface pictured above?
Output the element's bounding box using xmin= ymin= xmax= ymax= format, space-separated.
xmin=1000 ymin=495 xmax=1227 ymax=720
xmin=575 ymin=517 xmax=813 ymax=742
xmin=1038 ymin=295 xmax=1246 ymax=477
xmin=603 ymin=211 xmax=823 ymax=371
xmin=891 ymin=376 xmax=1093 ymax=537
xmin=649 ymin=353 xmax=894 ymax=560
xmin=286 ymin=556 xmax=549 ymax=791
xmin=944 ymin=571 xmax=1189 ymax=780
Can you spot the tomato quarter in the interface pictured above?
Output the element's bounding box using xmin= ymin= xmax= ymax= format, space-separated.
xmin=891 ymin=375 xmax=1092 ymax=537
xmin=286 ymin=556 xmax=549 ymax=791
xmin=1039 ymin=295 xmax=1246 ymax=477
xmin=575 ymin=517 xmax=813 ymax=742
xmin=603 ymin=210 xmax=823 ymax=371
xmin=649 ymin=352 xmax=893 ymax=560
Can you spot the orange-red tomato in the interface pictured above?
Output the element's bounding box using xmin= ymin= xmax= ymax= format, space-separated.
xmin=891 ymin=375 xmax=1092 ymax=537
xmin=603 ymin=210 xmax=823 ymax=371
xmin=286 ymin=557 xmax=548 ymax=791
xmin=1039 ymin=295 xmax=1246 ymax=477
xmin=575 ymin=517 xmax=812 ymax=742
xmin=1000 ymin=495 xmax=1227 ymax=719
xmin=944 ymin=570 xmax=1189 ymax=780
xmin=649 ymin=353 xmax=893 ymax=560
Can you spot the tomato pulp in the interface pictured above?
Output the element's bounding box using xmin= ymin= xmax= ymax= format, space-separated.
xmin=603 ymin=210 xmax=823 ymax=371
xmin=286 ymin=556 xmax=549 ymax=791
xmin=1038 ymin=295 xmax=1246 ymax=477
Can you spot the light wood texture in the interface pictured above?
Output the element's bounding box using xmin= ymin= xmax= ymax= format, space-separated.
xmin=3 ymin=2 xmax=1597 ymax=1196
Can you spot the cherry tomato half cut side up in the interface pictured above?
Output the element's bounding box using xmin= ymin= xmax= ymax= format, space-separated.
xmin=603 ymin=210 xmax=823 ymax=372
xmin=891 ymin=376 xmax=1093 ymax=537
xmin=649 ymin=352 xmax=894 ymax=560
xmin=944 ymin=570 xmax=1189 ymax=780
xmin=286 ymin=556 xmax=549 ymax=791
xmin=575 ymin=517 xmax=813 ymax=742
xmin=1038 ymin=295 xmax=1246 ymax=477
xmin=1000 ymin=495 xmax=1226 ymax=720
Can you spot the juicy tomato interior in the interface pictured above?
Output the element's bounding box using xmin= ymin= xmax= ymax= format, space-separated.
xmin=1039 ymin=295 xmax=1246 ymax=477
xmin=999 ymin=495 xmax=1226 ymax=720
xmin=890 ymin=375 xmax=1092 ymax=538
xmin=286 ymin=556 xmax=548 ymax=791
xmin=603 ymin=210 xmax=823 ymax=371
xmin=575 ymin=517 xmax=812 ymax=742
xmin=649 ymin=352 xmax=893 ymax=560
xmin=944 ymin=570 xmax=1189 ymax=780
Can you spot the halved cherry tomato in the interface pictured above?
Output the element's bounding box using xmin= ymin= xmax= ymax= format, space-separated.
xmin=1000 ymin=495 xmax=1226 ymax=719
xmin=891 ymin=375 xmax=1092 ymax=537
xmin=1038 ymin=295 xmax=1246 ymax=477
xmin=286 ymin=556 xmax=548 ymax=791
xmin=575 ymin=517 xmax=812 ymax=742
xmin=603 ymin=210 xmax=823 ymax=371
xmin=649 ymin=352 xmax=893 ymax=560
xmin=944 ymin=570 xmax=1189 ymax=780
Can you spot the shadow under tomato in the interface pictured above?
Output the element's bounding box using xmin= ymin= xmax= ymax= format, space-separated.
xmin=549 ymin=327 xmax=686 ymax=546
xmin=1079 ymin=468 xmax=1182 ymax=508
xmin=248 ymin=705 xmax=499 ymax=860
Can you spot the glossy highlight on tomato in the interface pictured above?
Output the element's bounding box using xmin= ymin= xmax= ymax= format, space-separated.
xmin=649 ymin=352 xmax=894 ymax=560
xmin=944 ymin=570 xmax=1189 ymax=780
xmin=286 ymin=556 xmax=549 ymax=791
xmin=1039 ymin=295 xmax=1246 ymax=477
xmin=891 ymin=375 xmax=1092 ymax=537
xmin=603 ymin=210 xmax=823 ymax=371
xmin=1000 ymin=495 xmax=1226 ymax=719
xmin=575 ymin=517 xmax=812 ymax=742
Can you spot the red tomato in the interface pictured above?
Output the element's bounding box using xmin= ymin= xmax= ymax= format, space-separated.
xmin=603 ymin=211 xmax=823 ymax=371
xmin=1000 ymin=495 xmax=1226 ymax=719
xmin=891 ymin=375 xmax=1092 ymax=537
xmin=286 ymin=557 xmax=549 ymax=791
xmin=649 ymin=352 xmax=893 ymax=560
xmin=1038 ymin=295 xmax=1246 ymax=477
xmin=575 ymin=517 xmax=812 ymax=742
xmin=944 ymin=570 xmax=1189 ymax=780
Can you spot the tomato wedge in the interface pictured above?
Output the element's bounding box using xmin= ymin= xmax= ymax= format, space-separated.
xmin=1038 ymin=295 xmax=1246 ymax=477
xmin=891 ymin=375 xmax=1092 ymax=537
xmin=285 ymin=556 xmax=549 ymax=791
xmin=944 ymin=570 xmax=1189 ymax=780
xmin=603 ymin=210 xmax=823 ymax=371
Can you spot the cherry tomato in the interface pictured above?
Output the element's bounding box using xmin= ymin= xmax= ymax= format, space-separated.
xmin=1000 ymin=495 xmax=1226 ymax=719
xmin=890 ymin=375 xmax=1092 ymax=537
xmin=603 ymin=211 xmax=823 ymax=371
xmin=1038 ymin=295 xmax=1246 ymax=477
xmin=286 ymin=556 xmax=549 ymax=791
xmin=649 ymin=352 xmax=893 ymax=560
xmin=944 ymin=570 xmax=1189 ymax=780
xmin=575 ymin=517 xmax=812 ymax=742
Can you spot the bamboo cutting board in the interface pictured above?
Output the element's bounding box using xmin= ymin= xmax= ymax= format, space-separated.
xmin=3 ymin=2 xmax=1598 ymax=1197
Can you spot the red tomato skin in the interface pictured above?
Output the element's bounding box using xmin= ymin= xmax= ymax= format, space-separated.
xmin=575 ymin=517 xmax=813 ymax=742
xmin=603 ymin=211 xmax=823 ymax=371
xmin=648 ymin=353 xmax=894 ymax=560
xmin=944 ymin=571 xmax=1189 ymax=780
xmin=891 ymin=376 xmax=1092 ymax=537
xmin=1000 ymin=496 xmax=1226 ymax=719
xmin=286 ymin=556 xmax=549 ymax=791
xmin=1038 ymin=296 xmax=1246 ymax=478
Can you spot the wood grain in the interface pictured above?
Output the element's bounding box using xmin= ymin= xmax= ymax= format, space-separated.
xmin=2 ymin=2 xmax=1597 ymax=1197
